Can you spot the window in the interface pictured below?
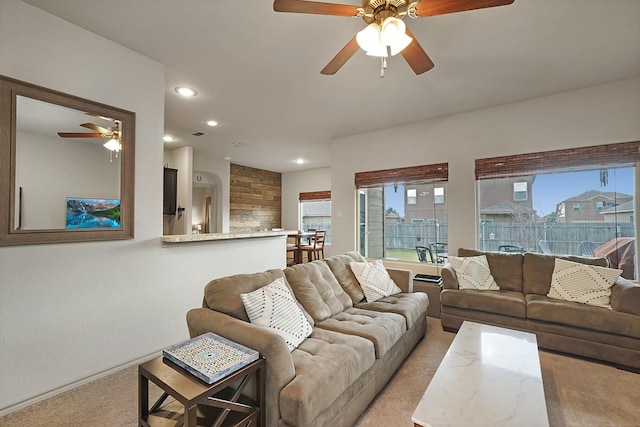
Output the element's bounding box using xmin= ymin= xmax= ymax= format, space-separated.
xmin=513 ymin=182 xmax=528 ymax=201
xmin=475 ymin=141 xmax=638 ymax=280
xmin=299 ymin=191 xmax=331 ymax=244
xmin=355 ymin=163 xmax=448 ymax=264
xmin=407 ymin=189 xmax=417 ymax=204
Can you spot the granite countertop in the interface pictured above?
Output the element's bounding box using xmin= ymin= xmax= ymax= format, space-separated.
xmin=161 ymin=230 xmax=289 ymax=243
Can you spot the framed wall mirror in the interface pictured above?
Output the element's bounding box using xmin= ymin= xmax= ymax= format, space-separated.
xmin=0 ymin=75 xmax=135 ymax=245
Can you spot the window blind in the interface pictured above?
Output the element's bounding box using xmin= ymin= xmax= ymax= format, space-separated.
xmin=475 ymin=141 xmax=639 ymax=180
xmin=354 ymin=163 xmax=448 ymax=189
xmin=299 ymin=191 xmax=331 ymax=201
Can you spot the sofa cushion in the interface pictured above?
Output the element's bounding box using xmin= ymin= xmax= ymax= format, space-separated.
xmin=324 ymin=251 xmax=368 ymax=304
xmin=522 ymin=252 xmax=609 ymax=295
xmin=547 ymin=259 xmax=622 ymax=308
xmin=284 ymin=261 xmax=353 ymax=323
xmin=526 ymin=294 xmax=640 ymax=339
xmin=441 ymin=289 xmax=527 ymax=318
xmin=315 ymin=308 xmax=406 ymax=358
xmin=349 ymin=260 xmax=402 ymax=302
xmin=458 ymin=248 xmax=524 ymax=292
xmin=203 ymin=269 xmax=314 ymax=324
xmin=448 ymin=255 xmax=499 ymax=290
xmin=279 ymin=327 xmax=376 ymax=427
xmin=356 ymin=292 xmax=428 ymax=329
xmin=240 ymin=277 xmax=313 ymax=351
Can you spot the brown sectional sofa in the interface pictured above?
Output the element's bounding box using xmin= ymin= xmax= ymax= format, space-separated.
xmin=187 ymin=252 xmax=428 ymax=427
xmin=440 ymin=248 xmax=640 ymax=370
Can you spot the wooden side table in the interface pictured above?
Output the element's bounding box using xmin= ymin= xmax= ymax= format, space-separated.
xmin=139 ymin=355 xmax=265 ymax=427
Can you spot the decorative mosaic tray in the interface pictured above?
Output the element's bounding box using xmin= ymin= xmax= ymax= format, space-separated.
xmin=163 ymin=332 xmax=259 ymax=384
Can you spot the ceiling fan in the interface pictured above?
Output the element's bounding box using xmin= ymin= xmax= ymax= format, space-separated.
xmin=273 ymin=0 xmax=515 ymax=75
xmin=58 ymin=121 xmax=121 ymax=152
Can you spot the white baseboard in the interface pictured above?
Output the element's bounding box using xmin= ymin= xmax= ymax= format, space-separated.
xmin=0 ymin=350 xmax=162 ymax=418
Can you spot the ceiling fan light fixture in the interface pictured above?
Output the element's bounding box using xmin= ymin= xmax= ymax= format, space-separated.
xmin=356 ymin=23 xmax=387 ymax=57
xmin=103 ymin=137 xmax=121 ymax=152
xmin=381 ymin=17 xmax=412 ymax=56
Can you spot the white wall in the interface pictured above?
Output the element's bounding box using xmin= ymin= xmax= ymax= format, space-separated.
xmin=0 ymin=0 xmax=285 ymax=415
xmin=328 ymin=77 xmax=640 ymax=256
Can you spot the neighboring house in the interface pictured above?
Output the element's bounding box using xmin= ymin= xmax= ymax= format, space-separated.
xmin=556 ymin=190 xmax=632 ymax=223
xmin=602 ymin=200 xmax=635 ymax=223
xmin=478 ymin=176 xmax=536 ymax=223
xmin=404 ymin=183 xmax=448 ymax=224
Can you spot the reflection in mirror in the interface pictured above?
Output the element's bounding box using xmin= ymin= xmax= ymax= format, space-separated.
xmin=0 ymin=75 xmax=135 ymax=245
xmin=15 ymin=97 xmax=121 ymax=230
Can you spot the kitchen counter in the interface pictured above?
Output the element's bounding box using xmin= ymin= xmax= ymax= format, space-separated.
xmin=161 ymin=230 xmax=288 ymax=244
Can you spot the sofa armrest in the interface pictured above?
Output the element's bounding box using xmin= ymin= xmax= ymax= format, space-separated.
xmin=611 ymin=278 xmax=640 ymax=316
xmin=388 ymin=268 xmax=413 ymax=293
xmin=441 ymin=263 xmax=459 ymax=290
xmin=187 ymin=308 xmax=296 ymax=427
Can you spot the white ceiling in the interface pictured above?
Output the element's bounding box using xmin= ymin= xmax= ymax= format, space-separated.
xmin=23 ymin=0 xmax=640 ymax=173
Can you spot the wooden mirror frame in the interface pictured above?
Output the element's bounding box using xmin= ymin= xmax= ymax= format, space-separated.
xmin=0 ymin=75 xmax=135 ymax=245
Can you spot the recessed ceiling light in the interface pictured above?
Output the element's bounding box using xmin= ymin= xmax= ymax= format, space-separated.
xmin=175 ymin=86 xmax=197 ymax=97
xmin=296 ymin=158 xmax=305 ymax=165
xmin=163 ymin=135 xmax=175 ymax=142
xmin=206 ymin=120 xmax=218 ymax=127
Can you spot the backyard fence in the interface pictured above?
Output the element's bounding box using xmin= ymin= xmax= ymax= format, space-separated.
xmin=385 ymin=222 xmax=635 ymax=256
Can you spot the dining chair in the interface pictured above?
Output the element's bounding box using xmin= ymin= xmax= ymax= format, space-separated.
xmin=428 ymin=242 xmax=447 ymax=263
xmin=538 ymin=240 xmax=552 ymax=255
xmin=416 ymin=246 xmax=432 ymax=263
xmin=578 ymin=241 xmax=598 ymax=257
xmin=286 ymin=240 xmax=299 ymax=266
xmin=299 ymin=229 xmax=326 ymax=262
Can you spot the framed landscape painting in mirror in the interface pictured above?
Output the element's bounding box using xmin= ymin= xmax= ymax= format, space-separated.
xmin=0 ymin=75 xmax=135 ymax=245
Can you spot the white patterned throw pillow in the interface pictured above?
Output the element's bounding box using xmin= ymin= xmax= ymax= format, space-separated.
xmin=448 ymin=255 xmax=499 ymax=290
xmin=349 ymin=259 xmax=402 ymax=302
xmin=547 ymin=258 xmax=622 ymax=308
xmin=240 ymin=277 xmax=312 ymax=351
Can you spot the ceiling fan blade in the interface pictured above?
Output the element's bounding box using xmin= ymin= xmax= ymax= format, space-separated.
xmin=274 ymin=0 xmax=360 ymax=17
xmin=414 ymin=0 xmax=515 ymax=18
xmin=321 ymin=36 xmax=360 ymax=75
xmin=80 ymin=123 xmax=111 ymax=134
xmin=401 ymin=29 xmax=435 ymax=75
xmin=57 ymin=132 xmax=104 ymax=138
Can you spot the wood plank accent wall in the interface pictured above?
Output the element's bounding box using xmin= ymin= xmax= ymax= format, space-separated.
xmin=229 ymin=164 xmax=282 ymax=232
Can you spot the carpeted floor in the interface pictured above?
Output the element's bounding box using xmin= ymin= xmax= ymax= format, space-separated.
xmin=2 ymin=317 xmax=639 ymax=427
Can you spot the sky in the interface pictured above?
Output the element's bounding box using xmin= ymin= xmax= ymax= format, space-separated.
xmin=383 ymin=167 xmax=634 ymax=218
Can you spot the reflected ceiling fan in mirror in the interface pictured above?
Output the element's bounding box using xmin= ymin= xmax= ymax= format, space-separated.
xmin=273 ymin=0 xmax=515 ymax=76
xmin=58 ymin=121 xmax=122 ymax=154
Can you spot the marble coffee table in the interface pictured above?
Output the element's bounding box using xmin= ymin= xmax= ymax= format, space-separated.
xmin=412 ymin=321 xmax=549 ymax=427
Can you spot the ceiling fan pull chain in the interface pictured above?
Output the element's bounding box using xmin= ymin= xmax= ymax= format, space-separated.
xmin=380 ymin=57 xmax=388 ymax=78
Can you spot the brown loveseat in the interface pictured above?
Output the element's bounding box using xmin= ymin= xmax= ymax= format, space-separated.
xmin=187 ymin=252 xmax=428 ymax=427
xmin=440 ymin=248 xmax=640 ymax=370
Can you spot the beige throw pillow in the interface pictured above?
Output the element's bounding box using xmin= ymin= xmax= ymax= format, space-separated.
xmin=349 ymin=259 xmax=402 ymax=302
xmin=448 ymin=255 xmax=499 ymax=290
xmin=240 ymin=277 xmax=313 ymax=351
xmin=547 ymin=258 xmax=622 ymax=309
